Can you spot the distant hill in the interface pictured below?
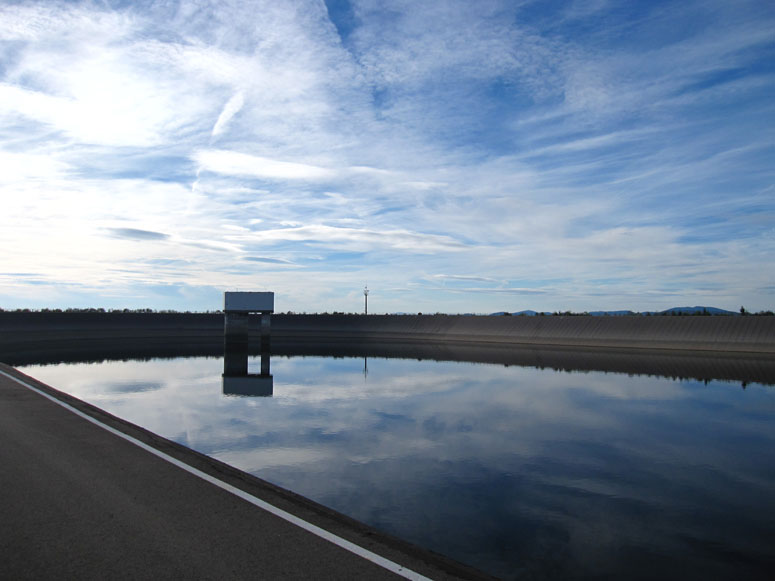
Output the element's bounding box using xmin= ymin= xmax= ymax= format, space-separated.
xmin=655 ymin=306 xmax=738 ymax=316
xmin=488 ymin=306 xmax=739 ymax=316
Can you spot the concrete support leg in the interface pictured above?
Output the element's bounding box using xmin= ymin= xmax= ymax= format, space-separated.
xmin=223 ymin=341 xmax=249 ymax=376
xmin=224 ymin=312 xmax=249 ymax=376
xmin=260 ymin=351 xmax=270 ymax=377
xmin=260 ymin=313 xmax=271 ymax=353
xmin=224 ymin=312 xmax=249 ymax=341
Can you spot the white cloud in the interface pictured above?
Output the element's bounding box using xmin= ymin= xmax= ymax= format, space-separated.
xmin=194 ymin=149 xmax=336 ymax=180
xmin=0 ymin=5 xmax=220 ymax=147
xmin=246 ymin=224 xmax=465 ymax=253
xmin=431 ymin=274 xmax=501 ymax=283
xmin=0 ymin=150 xmax=71 ymax=182
xmin=211 ymin=91 xmax=245 ymax=137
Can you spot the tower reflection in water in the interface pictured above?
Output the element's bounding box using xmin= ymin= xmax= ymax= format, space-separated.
xmin=222 ymin=336 xmax=273 ymax=397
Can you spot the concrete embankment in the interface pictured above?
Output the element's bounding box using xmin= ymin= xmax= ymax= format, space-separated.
xmin=271 ymin=314 xmax=775 ymax=353
xmin=0 ymin=312 xmax=222 ymax=343
xmin=1 ymin=312 xmax=774 ymax=353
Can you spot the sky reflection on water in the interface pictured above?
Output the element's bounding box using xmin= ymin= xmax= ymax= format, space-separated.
xmin=20 ymin=355 xmax=775 ymax=580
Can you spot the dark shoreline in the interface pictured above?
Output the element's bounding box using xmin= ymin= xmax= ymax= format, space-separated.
xmin=2 ymin=312 xmax=774 ymax=353
xmin=2 ymin=312 xmax=774 ymax=385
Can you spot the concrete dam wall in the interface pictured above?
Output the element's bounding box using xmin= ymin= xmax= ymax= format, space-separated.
xmin=1 ymin=312 xmax=774 ymax=354
xmin=271 ymin=314 xmax=775 ymax=353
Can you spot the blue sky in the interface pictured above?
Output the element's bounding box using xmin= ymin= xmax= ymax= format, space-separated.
xmin=1 ymin=0 xmax=773 ymax=314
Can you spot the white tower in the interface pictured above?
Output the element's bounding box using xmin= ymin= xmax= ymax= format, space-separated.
xmin=364 ymin=285 xmax=369 ymax=315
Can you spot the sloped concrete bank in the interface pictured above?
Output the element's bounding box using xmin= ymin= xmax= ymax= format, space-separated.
xmin=1 ymin=312 xmax=774 ymax=354
xmin=0 ymin=312 xmax=221 ymax=344
xmin=270 ymin=314 xmax=775 ymax=354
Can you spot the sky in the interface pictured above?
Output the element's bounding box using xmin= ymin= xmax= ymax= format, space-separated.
xmin=1 ymin=0 xmax=773 ymax=314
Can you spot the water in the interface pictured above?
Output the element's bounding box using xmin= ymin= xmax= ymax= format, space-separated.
xmin=18 ymin=352 xmax=775 ymax=580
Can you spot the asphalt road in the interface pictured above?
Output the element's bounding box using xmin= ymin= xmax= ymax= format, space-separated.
xmin=0 ymin=365 xmax=483 ymax=580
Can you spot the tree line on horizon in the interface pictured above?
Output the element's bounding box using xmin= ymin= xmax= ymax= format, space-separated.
xmin=1 ymin=307 xmax=773 ymax=316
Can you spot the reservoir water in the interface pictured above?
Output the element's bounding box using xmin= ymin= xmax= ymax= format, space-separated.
xmin=18 ymin=350 xmax=775 ymax=580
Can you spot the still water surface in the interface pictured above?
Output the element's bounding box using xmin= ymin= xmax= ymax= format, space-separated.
xmin=20 ymin=354 xmax=775 ymax=580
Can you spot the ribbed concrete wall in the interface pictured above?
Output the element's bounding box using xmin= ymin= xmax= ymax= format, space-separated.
xmin=0 ymin=312 xmax=221 ymax=343
xmin=270 ymin=314 xmax=775 ymax=354
xmin=1 ymin=312 xmax=774 ymax=353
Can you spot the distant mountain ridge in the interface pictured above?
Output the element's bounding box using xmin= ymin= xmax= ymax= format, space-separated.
xmin=490 ymin=306 xmax=740 ymax=316
xmin=654 ymin=306 xmax=738 ymax=315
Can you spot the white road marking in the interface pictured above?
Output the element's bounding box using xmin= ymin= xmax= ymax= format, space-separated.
xmin=0 ymin=369 xmax=434 ymax=581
